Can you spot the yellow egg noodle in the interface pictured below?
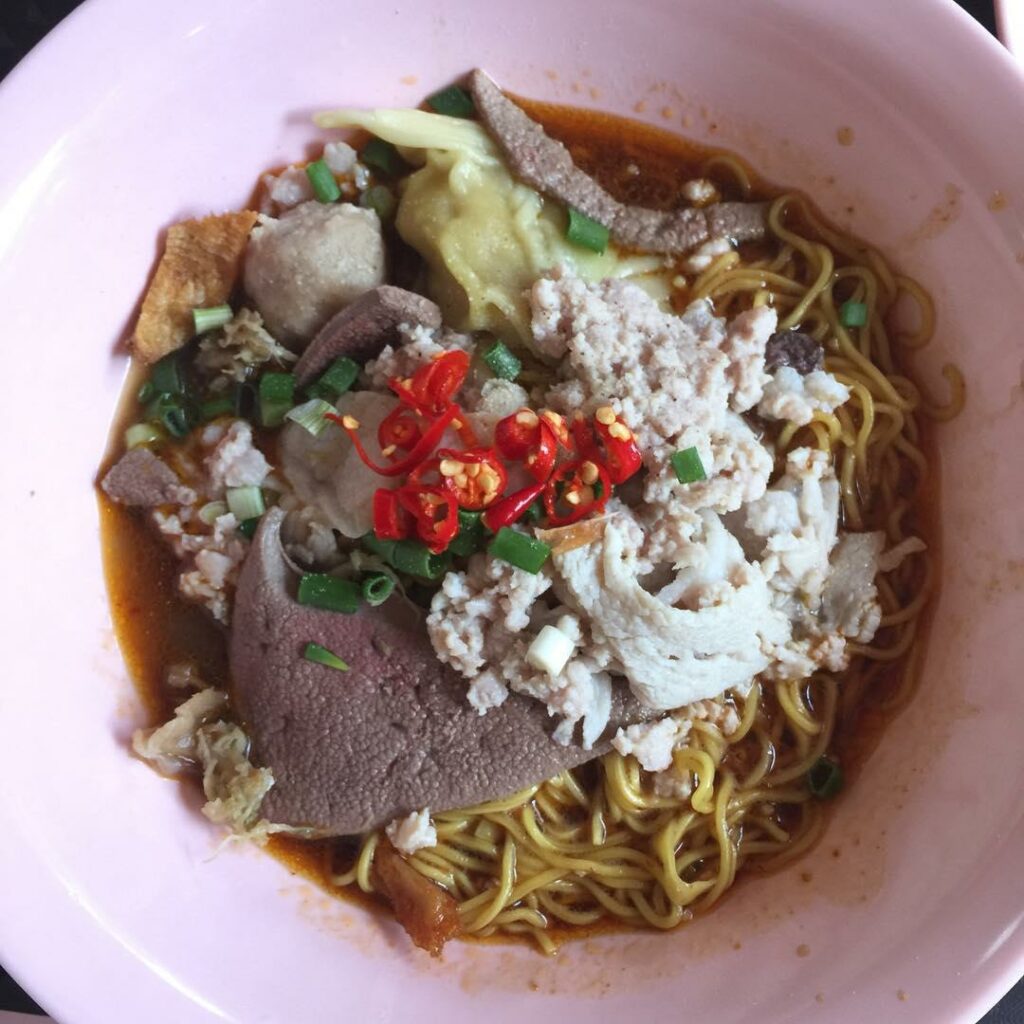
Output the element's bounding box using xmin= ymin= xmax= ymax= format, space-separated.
xmin=327 ymin=155 xmax=965 ymax=953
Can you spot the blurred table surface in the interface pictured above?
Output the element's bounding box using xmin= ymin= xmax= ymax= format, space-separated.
xmin=0 ymin=0 xmax=1019 ymax=1021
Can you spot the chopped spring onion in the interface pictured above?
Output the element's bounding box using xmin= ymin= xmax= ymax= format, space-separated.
xmin=137 ymin=380 xmax=156 ymax=404
xmin=363 ymin=533 xmax=450 ymax=580
xmin=361 ymin=573 xmax=396 ymax=606
xmin=361 ymin=138 xmax=402 ymax=175
xmin=808 ymin=756 xmax=844 ymax=799
xmin=238 ymin=516 xmax=262 ymax=540
xmin=193 ymin=304 xmax=233 ymax=335
xmin=233 ymin=382 xmax=256 ymax=420
xmin=285 ymin=398 xmax=335 ymax=436
xmin=488 ymin=527 xmax=551 ymax=574
xmin=150 ymin=351 xmax=185 ymax=396
xmin=226 ymin=486 xmax=265 ymax=521
xmin=306 ymin=158 xmax=341 ymax=203
xmin=145 ymin=394 xmax=191 ymax=438
xmin=448 ymin=509 xmax=486 ymax=557
xmin=199 ymin=396 xmax=235 ymax=421
xmin=427 ymin=84 xmax=475 ymax=118
xmin=391 ymin=540 xmax=449 ymax=580
xmin=839 ymin=300 xmax=868 ymax=327
xmin=297 ymin=573 xmax=362 ymax=614
xmin=566 ymin=206 xmax=609 ymax=254
xmin=482 ymin=340 xmax=521 ymax=381
xmin=308 ymin=356 xmax=360 ymax=401
xmin=671 ymin=446 xmax=706 ymax=484
xmin=197 ymin=500 xmax=229 ymax=525
xmin=124 ymin=422 xmax=164 ymax=449
xmin=359 ymin=184 xmax=397 ymax=221
xmin=259 ymin=371 xmax=295 ymax=427
xmin=303 ymin=641 xmax=350 ymax=672
xmin=523 ymin=500 xmax=544 ymax=524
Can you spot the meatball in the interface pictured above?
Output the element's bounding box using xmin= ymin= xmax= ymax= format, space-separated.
xmin=243 ymin=201 xmax=386 ymax=346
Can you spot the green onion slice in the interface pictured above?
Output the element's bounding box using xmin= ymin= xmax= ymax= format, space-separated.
xmin=427 ymin=84 xmax=475 ymax=118
xmin=285 ymin=398 xmax=335 ymax=436
xmin=308 ymin=356 xmax=360 ymax=401
xmin=258 ymin=372 xmax=295 ymax=427
xmin=359 ymin=184 xmax=397 ymax=222
xmin=297 ymin=573 xmax=361 ymax=614
xmin=306 ymin=159 xmax=341 ymax=203
xmin=238 ymin=516 xmax=262 ymax=539
xmin=488 ymin=527 xmax=551 ymax=574
xmin=199 ymin=396 xmax=235 ymax=421
xmin=523 ymin=500 xmax=544 ymax=524
xmin=198 ymin=500 xmax=229 ymax=525
xmin=482 ymin=340 xmax=522 ymax=381
xmin=839 ymin=300 xmax=868 ymax=328
xmin=303 ymin=641 xmax=350 ymax=671
xmin=566 ymin=206 xmax=610 ymax=253
xmin=225 ymin=486 xmax=265 ymax=521
xmin=448 ymin=509 xmax=487 ymax=557
xmin=360 ymin=534 xmax=450 ymax=581
xmin=361 ymin=573 xmax=396 ymax=606
xmin=233 ymin=382 xmax=256 ymax=420
xmin=671 ymin=446 xmax=706 ymax=484
xmin=808 ymin=756 xmax=844 ymax=799
xmin=145 ymin=394 xmax=191 ymax=438
xmin=124 ymin=422 xmax=164 ymax=449
xmin=391 ymin=540 xmax=449 ymax=580
xmin=137 ymin=380 xmax=156 ymax=404
xmin=150 ymin=351 xmax=185 ymax=396
xmin=193 ymin=304 xmax=233 ymax=335
xmin=361 ymin=138 xmax=402 ymax=175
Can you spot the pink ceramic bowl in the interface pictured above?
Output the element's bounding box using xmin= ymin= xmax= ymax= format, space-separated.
xmin=1 ymin=1 xmax=1023 ymax=1021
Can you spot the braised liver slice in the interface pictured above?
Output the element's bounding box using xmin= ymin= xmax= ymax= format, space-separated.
xmin=292 ymin=285 xmax=442 ymax=387
xmin=469 ymin=68 xmax=767 ymax=255
xmin=230 ymin=508 xmax=639 ymax=834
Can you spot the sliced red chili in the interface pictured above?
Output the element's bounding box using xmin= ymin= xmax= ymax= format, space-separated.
xmin=452 ymin=411 xmax=479 ymax=449
xmin=395 ymin=485 xmax=459 ymax=553
xmin=571 ymin=412 xmax=601 ymax=461
xmin=326 ymin=404 xmax=458 ymax=477
xmin=378 ymin=405 xmax=423 ymax=455
xmin=391 ymin=350 xmax=471 ymax=417
xmin=525 ymin=421 xmax=558 ymax=482
xmin=435 ymin=447 xmax=508 ymax=510
xmin=482 ymin=482 xmax=545 ymax=532
xmin=594 ymin=408 xmax=643 ymax=484
xmin=407 ymin=457 xmax=443 ymax=488
xmin=543 ymin=458 xmax=612 ymax=527
xmin=538 ymin=409 xmax=571 ymax=449
xmin=495 ymin=408 xmax=540 ymax=460
xmin=372 ymin=488 xmax=410 ymax=541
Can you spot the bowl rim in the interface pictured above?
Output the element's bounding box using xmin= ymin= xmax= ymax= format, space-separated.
xmin=2 ymin=1 xmax=1024 ymax=1022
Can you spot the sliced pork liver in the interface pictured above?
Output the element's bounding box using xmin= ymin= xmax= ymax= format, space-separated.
xmin=469 ymin=69 xmax=767 ymax=255
xmin=764 ymin=329 xmax=825 ymax=374
xmin=101 ymin=448 xmax=194 ymax=507
xmin=292 ymin=285 xmax=442 ymax=386
xmin=230 ymin=509 xmax=640 ymax=834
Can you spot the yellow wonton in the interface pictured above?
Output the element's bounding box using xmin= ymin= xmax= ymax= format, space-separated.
xmin=314 ymin=108 xmax=669 ymax=348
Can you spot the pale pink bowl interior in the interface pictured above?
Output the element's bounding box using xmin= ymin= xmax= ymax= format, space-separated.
xmin=1 ymin=1 xmax=1023 ymax=1022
